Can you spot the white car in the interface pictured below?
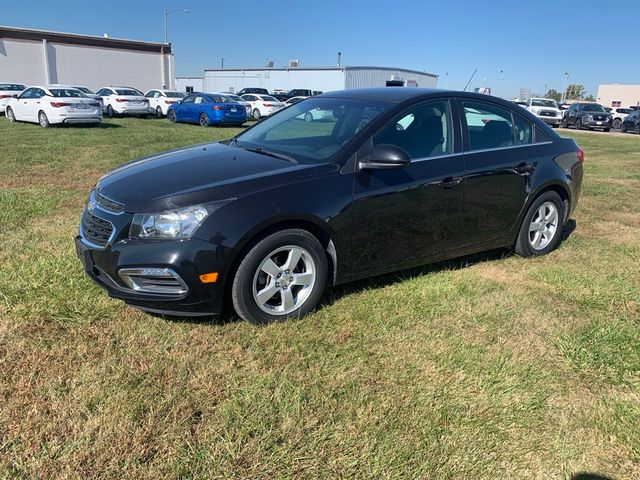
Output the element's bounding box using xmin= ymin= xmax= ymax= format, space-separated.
xmin=5 ymin=85 xmax=101 ymax=127
xmin=524 ymin=98 xmax=562 ymax=127
xmin=284 ymin=96 xmax=308 ymax=107
xmin=97 ymin=86 xmax=149 ymax=118
xmin=607 ymin=107 xmax=632 ymax=130
xmin=144 ymin=89 xmax=185 ymax=118
xmin=222 ymin=93 xmax=252 ymax=117
xmin=240 ymin=94 xmax=285 ymax=119
xmin=0 ymin=82 xmax=26 ymax=113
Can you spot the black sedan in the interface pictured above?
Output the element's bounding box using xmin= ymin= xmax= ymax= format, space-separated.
xmin=619 ymin=109 xmax=640 ymax=134
xmin=76 ymin=88 xmax=584 ymax=325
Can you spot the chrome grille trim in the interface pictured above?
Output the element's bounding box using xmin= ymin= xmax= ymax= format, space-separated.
xmin=118 ymin=268 xmax=189 ymax=296
xmin=80 ymin=210 xmax=115 ymax=248
xmin=93 ymin=190 xmax=125 ymax=214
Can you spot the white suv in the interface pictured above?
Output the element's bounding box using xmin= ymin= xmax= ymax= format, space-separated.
xmin=607 ymin=107 xmax=632 ymax=130
xmin=524 ymin=98 xmax=563 ymax=127
xmin=144 ymin=89 xmax=185 ymax=118
xmin=97 ymin=86 xmax=149 ymax=118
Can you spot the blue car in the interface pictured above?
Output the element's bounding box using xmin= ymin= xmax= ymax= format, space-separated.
xmin=167 ymin=92 xmax=247 ymax=127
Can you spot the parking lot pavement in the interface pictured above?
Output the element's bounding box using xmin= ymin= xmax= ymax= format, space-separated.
xmin=557 ymin=127 xmax=636 ymax=138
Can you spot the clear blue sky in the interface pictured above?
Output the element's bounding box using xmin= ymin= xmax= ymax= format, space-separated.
xmin=3 ymin=0 xmax=638 ymax=99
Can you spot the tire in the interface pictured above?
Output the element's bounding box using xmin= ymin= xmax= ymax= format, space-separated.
xmin=107 ymin=105 xmax=115 ymax=118
xmin=561 ymin=117 xmax=568 ymax=128
xmin=5 ymin=107 xmax=16 ymax=123
xmin=620 ymin=122 xmax=626 ymax=133
xmin=231 ymin=229 xmax=328 ymax=325
xmin=613 ymin=118 xmax=622 ymax=130
xmin=575 ymin=118 xmax=582 ymax=130
xmin=167 ymin=110 xmax=177 ymax=123
xmin=551 ymin=124 xmax=559 ymax=128
xmin=140 ymin=114 xmax=149 ymax=119
xmin=304 ymin=112 xmax=313 ymax=122
xmin=38 ymin=111 xmax=50 ymax=128
xmin=253 ymin=108 xmax=261 ymax=120
xmin=156 ymin=106 xmax=163 ymax=119
xmin=199 ymin=113 xmax=209 ymax=127
xmin=515 ymin=191 xmax=565 ymax=257
xmin=635 ymin=125 xmax=640 ymax=135
xmin=603 ymin=128 xmax=610 ymax=133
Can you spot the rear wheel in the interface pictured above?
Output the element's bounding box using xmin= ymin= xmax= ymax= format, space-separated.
xmin=107 ymin=105 xmax=115 ymax=118
xmin=156 ymin=106 xmax=163 ymax=118
xmin=613 ymin=118 xmax=622 ymax=130
xmin=635 ymin=124 xmax=640 ymax=135
xmin=5 ymin=107 xmax=15 ymax=123
xmin=515 ymin=191 xmax=565 ymax=257
xmin=231 ymin=229 xmax=328 ymax=325
xmin=38 ymin=111 xmax=50 ymax=128
xmin=620 ymin=122 xmax=626 ymax=133
xmin=253 ymin=108 xmax=261 ymax=120
xmin=167 ymin=110 xmax=176 ymax=123
xmin=199 ymin=113 xmax=209 ymax=127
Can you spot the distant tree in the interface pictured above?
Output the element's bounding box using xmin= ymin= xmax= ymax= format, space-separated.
xmin=584 ymin=94 xmax=596 ymax=102
xmin=565 ymin=84 xmax=586 ymax=100
xmin=546 ymin=89 xmax=562 ymax=101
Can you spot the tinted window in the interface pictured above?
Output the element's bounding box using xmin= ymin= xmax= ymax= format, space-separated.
xmin=258 ymin=95 xmax=278 ymax=102
xmin=19 ymin=88 xmax=35 ymax=99
xmin=243 ymin=95 xmax=257 ymax=101
xmin=145 ymin=91 xmax=156 ymax=98
xmin=513 ymin=114 xmax=532 ymax=145
xmin=531 ymin=99 xmax=557 ymax=108
xmin=582 ymin=104 xmax=606 ymax=112
xmin=166 ymin=92 xmax=185 ymax=98
xmin=49 ymin=88 xmax=85 ymax=98
xmin=0 ymin=84 xmax=25 ymax=91
xmin=374 ymin=100 xmax=452 ymax=159
xmin=181 ymin=96 xmax=195 ymax=104
xmin=115 ymin=89 xmax=142 ymax=96
xmin=463 ymin=101 xmax=514 ymax=150
xmin=535 ymin=125 xmax=551 ymax=143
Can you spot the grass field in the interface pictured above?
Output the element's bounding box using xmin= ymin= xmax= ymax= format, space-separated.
xmin=0 ymin=117 xmax=638 ymax=479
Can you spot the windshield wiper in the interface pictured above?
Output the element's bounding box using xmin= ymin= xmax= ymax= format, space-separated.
xmin=242 ymin=146 xmax=297 ymax=164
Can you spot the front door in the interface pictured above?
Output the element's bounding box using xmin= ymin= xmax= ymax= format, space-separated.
xmin=351 ymin=99 xmax=466 ymax=274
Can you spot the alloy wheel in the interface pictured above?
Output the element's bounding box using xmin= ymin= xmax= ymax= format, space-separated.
xmin=199 ymin=113 xmax=208 ymax=127
xmin=252 ymin=245 xmax=316 ymax=315
xmin=528 ymin=201 xmax=559 ymax=251
xmin=6 ymin=108 xmax=15 ymax=123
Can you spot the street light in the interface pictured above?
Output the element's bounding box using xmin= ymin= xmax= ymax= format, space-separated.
xmin=221 ymin=58 xmax=225 ymax=69
xmin=561 ymin=72 xmax=570 ymax=103
xmin=164 ymin=9 xmax=189 ymax=44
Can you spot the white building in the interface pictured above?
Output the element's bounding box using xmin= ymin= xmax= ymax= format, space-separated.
xmin=596 ymin=84 xmax=640 ymax=109
xmin=0 ymin=25 xmax=175 ymax=92
xmin=203 ymin=66 xmax=438 ymax=94
xmin=176 ymin=76 xmax=204 ymax=93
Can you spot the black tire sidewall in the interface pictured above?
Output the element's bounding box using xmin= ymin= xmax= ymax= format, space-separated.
xmin=6 ymin=108 xmax=15 ymax=122
xmin=156 ymin=107 xmax=163 ymax=118
xmin=231 ymin=229 xmax=328 ymax=325
xmin=39 ymin=112 xmax=49 ymax=128
xmin=168 ymin=110 xmax=176 ymax=122
xmin=515 ymin=191 xmax=565 ymax=257
xmin=107 ymin=105 xmax=114 ymax=118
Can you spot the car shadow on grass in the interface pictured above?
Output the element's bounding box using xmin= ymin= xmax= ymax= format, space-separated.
xmin=158 ymin=219 xmax=577 ymax=327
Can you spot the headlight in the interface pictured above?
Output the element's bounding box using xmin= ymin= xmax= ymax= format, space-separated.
xmin=129 ymin=205 xmax=211 ymax=240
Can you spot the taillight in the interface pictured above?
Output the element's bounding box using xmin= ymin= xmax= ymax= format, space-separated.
xmin=211 ymin=105 xmax=224 ymax=111
xmin=0 ymin=94 xmax=11 ymax=99
xmin=90 ymin=103 xmax=100 ymax=107
xmin=263 ymin=103 xmax=273 ymax=107
xmin=50 ymin=102 xmax=71 ymax=108
xmin=115 ymin=98 xmax=127 ymax=102
xmin=576 ymin=148 xmax=584 ymax=164
xmin=165 ymin=100 xmax=175 ymax=104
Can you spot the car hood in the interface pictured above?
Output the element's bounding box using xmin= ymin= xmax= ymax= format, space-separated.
xmin=96 ymin=142 xmax=324 ymax=213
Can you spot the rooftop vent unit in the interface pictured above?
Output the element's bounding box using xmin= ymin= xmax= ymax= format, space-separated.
xmin=288 ymin=59 xmax=299 ymax=68
xmin=266 ymin=60 xmax=274 ymax=68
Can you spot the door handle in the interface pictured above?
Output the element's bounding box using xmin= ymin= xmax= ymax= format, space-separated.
xmin=515 ymin=162 xmax=535 ymax=176
xmin=438 ymin=176 xmax=463 ymax=189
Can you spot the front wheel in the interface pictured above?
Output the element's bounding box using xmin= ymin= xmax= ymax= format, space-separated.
xmin=199 ymin=113 xmax=209 ymax=127
xmin=561 ymin=117 xmax=568 ymax=128
xmin=575 ymin=119 xmax=582 ymax=130
xmin=231 ymin=229 xmax=328 ymax=325
xmin=515 ymin=191 xmax=565 ymax=257
xmin=635 ymin=124 xmax=640 ymax=135
xmin=167 ymin=110 xmax=177 ymax=123
xmin=39 ymin=111 xmax=50 ymax=128
xmin=5 ymin=107 xmax=16 ymax=123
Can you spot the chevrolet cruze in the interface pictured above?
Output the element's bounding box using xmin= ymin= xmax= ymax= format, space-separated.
xmin=76 ymin=88 xmax=584 ymax=325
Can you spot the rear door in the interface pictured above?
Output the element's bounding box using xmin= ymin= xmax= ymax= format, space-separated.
xmin=458 ymin=98 xmax=536 ymax=247
xmin=351 ymin=98 xmax=466 ymax=272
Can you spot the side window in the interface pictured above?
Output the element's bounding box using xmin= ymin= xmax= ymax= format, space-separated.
xmin=194 ymin=96 xmax=205 ymax=104
xmin=373 ymin=100 xmax=452 ymax=160
xmin=245 ymin=95 xmax=256 ymax=101
xmin=463 ymin=101 xmax=514 ymax=151
xmin=19 ymin=88 xmax=33 ymax=99
xmin=154 ymin=91 xmax=161 ymax=98
xmin=535 ymin=125 xmax=551 ymax=143
xmin=513 ymin=114 xmax=532 ymax=145
xmin=181 ymin=95 xmax=195 ymax=104
xmin=145 ymin=91 xmax=155 ymax=98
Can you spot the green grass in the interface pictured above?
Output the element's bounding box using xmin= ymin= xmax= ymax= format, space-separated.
xmin=0 ymin=119 xmax=638 ymax=479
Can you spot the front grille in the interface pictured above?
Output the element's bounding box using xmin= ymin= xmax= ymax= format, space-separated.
xmin=94 ymin=191 xmax=124 ymax=213
xmin=594 ymin=114 xmax=606 ymax=121
xmin=539 ymin=110 xmax=557 ymax=117
xmin=81 ymin=210 xmax=114 ymax=247
xmin=118 ymin=268 xmax=188 ymax=296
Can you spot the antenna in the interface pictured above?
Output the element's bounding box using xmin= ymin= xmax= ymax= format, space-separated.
xmin=463 ymin=68 xmax=478 ymax=92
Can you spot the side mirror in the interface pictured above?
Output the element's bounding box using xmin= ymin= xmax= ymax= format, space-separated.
xmin=360 ymin=144 xmax=411 ymax=170
xmin=12 ymin=94 xmax=18 ymax=98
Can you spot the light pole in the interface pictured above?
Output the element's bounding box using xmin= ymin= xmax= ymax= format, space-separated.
xmin=497 ymin=70 xmax=504 ymax=98
xmin=561 ymin=72 xmax=570 ymax=103
xmin=164 ymin=9 xmax=189 ymax=44
xmin=221 ymin=58 xmax=225 ymax=69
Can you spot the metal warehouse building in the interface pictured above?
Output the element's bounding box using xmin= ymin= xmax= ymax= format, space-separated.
xmin=596 ymin=84 xmax=640 ymax=109
xmin=203 ymin=66 xmax=438 ymax=94
xmin=0 ymin=25 xmax=175 ymax=92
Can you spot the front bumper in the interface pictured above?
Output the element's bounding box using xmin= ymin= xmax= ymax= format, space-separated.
xmin=75 ymin=210 xmax=226 ymax=316
xmin=537 ymin=116 xmax=561 ymax=125
xmin=581 ymin=119 xmax=612 ymax=129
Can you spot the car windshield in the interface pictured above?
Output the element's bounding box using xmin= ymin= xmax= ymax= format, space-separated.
xmin=259 ymin=95 xmax=279 ymax=102
xmin=583 ymin=104 xmax=606 ymax=112
xmin=115 ymin=89 xmax=142 ymax=96
xmin=234 ymin=97 xmax=390 ymax=163
xmin=0 ymin=84 xmax=26 ymax=91
xmin=531 ymin=99 xmax=557 ymax=107
xmin=75 ymin=87 xmax=95 ymax=94
xmin=166 ymin=92 xmax=185 ymax=98
xmin=49 ymin=88 xmax=86 ymax=98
